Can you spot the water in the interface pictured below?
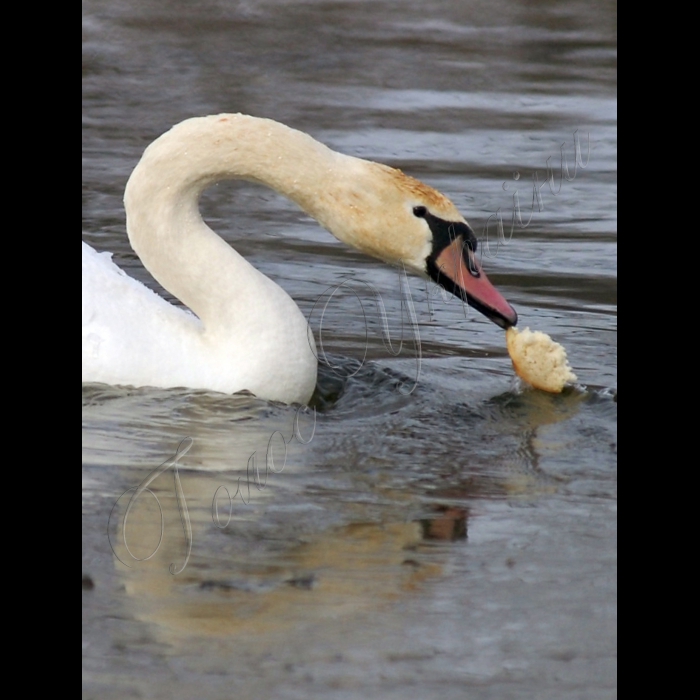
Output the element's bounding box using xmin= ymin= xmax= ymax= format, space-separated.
xmin=82 ymin=1 xmax=617 ymax=698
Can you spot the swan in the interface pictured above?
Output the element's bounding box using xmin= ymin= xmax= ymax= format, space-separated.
xmin=82 ymin=114 xmax=517 ymax=404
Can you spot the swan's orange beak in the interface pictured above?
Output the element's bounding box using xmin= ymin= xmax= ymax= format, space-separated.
xmin=431 ymin=236 xmax=517 ymax=329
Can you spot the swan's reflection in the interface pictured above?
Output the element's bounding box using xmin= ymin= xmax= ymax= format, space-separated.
xmin=110 ymin=479 xmax=462 ymax=642
xmin=89 ymin=376 xmax=589 ymax=649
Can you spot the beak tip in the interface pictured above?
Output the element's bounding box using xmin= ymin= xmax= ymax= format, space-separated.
xmin=492 ymin=306 xmax=518 ymax=329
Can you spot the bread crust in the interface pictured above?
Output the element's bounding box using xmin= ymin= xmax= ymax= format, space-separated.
xmin=506 ymin=327 xmax=577 ymax=393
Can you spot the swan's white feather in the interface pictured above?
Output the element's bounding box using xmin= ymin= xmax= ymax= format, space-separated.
xmin=82 ymin=239 xmax=317 ymax=402
xmin=82 ymin=241 xmax=202 ymax=388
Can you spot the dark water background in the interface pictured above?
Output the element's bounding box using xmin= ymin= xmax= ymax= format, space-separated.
xmin=82 ymin=1 xmax=617 ymax=698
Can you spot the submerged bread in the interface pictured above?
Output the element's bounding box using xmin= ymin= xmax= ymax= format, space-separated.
xmin=506 ymin=327 xmax=577 ymax=393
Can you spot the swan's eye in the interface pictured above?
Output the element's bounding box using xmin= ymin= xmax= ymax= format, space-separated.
xmin=413 ymin=206 xmax=427 ymax=218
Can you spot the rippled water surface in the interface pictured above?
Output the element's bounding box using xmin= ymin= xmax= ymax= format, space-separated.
xmin=82 ymin=1 xmax=617 ymax=698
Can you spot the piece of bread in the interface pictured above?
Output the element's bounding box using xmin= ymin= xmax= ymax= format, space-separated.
xmin=505 ymin=327 xmax=577 ymax=393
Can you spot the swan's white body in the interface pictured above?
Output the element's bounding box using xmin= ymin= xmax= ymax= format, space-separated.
xmin=82 ymin=114 xmax=516 ymax=404
xmin=82 ymin=240 xmax=315 ymax=402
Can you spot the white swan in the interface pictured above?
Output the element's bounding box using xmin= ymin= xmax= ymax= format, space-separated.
xmin=82 ymin=114 xmax=517 ymax=404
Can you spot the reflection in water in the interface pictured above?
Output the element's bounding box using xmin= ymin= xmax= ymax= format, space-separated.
xmin=111 ymin=480 xmax=451 ymax=642
xmin=493 ymin=386 xmax=589 ymax=492
xmin=102 ymin=378 xmax=589 ymax=650
xmin=421 ymin=507 xmax=468 ymax=541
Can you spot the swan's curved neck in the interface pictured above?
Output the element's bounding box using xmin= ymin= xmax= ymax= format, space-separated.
xmin=123 ymin=114 xmax=354 ymax=329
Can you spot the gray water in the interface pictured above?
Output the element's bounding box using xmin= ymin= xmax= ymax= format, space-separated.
xmin=82 ymin=1 xmax=617 ymax=698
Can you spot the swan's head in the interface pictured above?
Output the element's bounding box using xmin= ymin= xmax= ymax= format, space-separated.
xmin=320 ymin=159 xmax=518 ymax=329
xmin=412 ymin=203 xmax=518 ymax=329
